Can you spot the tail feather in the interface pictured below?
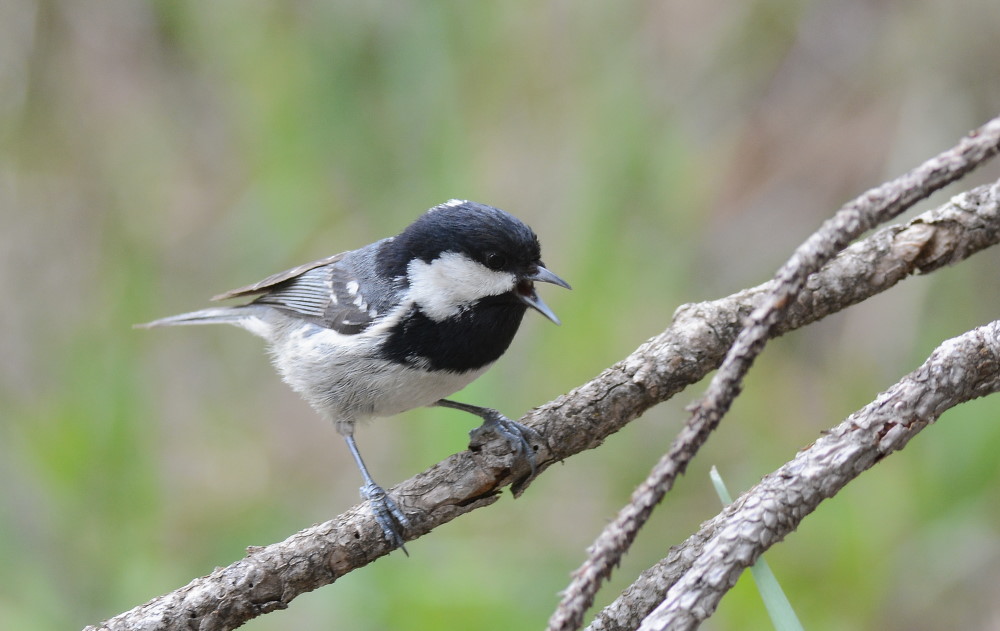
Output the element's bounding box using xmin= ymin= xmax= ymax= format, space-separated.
xmin=134 ymin=306 xmax=256 ymax=329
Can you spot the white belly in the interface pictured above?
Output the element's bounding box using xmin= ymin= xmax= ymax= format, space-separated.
xmin=268 ymin=324 xmax=489 ymax=426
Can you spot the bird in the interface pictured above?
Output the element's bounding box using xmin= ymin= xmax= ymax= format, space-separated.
xmin=137 ymin=199 xmax=570 ymax=549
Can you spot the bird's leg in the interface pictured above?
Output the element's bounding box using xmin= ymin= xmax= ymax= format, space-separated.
xmin=435 ymin=399 xmax=541 ymax=478
xmin=343 ymin=433 xmax=410 ymax=552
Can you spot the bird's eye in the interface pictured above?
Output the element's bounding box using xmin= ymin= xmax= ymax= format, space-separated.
xmin=486 ymin=252 xmax=508 ymax=270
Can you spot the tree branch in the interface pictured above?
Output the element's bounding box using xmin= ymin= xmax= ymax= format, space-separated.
xmin=86 ymin=172 xmax=1000 ymax=630
xmin=587 ymin=320 xmax=1000 ymax=631
xmin=546 ymin=116 xmax=1000 ymax=631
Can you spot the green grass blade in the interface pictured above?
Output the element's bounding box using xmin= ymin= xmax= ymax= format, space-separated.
xmin=710 ymin=466 xmax=805 ymax=631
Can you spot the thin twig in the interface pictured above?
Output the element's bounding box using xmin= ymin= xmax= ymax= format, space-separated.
xmin=633 ymin=320 xmax=1000 ymax=630
xmin=546 ymin=116 xmax=1000 ymax=631
xmin=85 ymin=176 xmax=1000 ymax=631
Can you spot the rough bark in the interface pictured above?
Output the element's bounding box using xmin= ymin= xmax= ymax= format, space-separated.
xmin=622 ymin=320 xmax=1000 ymax=631
xmin=546 ymin=116 xmax=1000 ymax=631
xmin=85 ymin=126 xmax=1000 ymax=631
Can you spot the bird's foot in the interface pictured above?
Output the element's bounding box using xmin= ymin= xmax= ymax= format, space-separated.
xmin=470 ymin=409 xmax=542 ymax=479
xmin=360 ymin=482 xmax=410 ymax=552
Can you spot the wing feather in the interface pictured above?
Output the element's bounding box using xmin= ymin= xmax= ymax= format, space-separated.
xmin=211 ymin=252 xmax=347 ymax=301
xmin=251 ymin=267 xmax=331 ymax=318
xmin=210 ymin=251 xmax=384 ymax=334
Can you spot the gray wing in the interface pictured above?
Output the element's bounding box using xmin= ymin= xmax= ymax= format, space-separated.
xmin=212 ymin=251 xmax=384 ymax=335
xmin=211 ymin=252 xmax=346 ymax=301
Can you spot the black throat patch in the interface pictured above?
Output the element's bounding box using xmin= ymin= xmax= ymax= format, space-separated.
xmin=379 ymin=296 xmax=528 ymax=372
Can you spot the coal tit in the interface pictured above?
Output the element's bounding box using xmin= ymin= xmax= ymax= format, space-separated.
xmin=139 ymin=200 xmax=570 ymax=549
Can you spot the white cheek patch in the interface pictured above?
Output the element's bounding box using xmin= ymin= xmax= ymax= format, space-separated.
xmin=407 ymin=252 xmax=516 ymax=321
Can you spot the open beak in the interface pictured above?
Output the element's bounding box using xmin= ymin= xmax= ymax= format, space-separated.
xmin=517 ymin=265 xmax=571 ymax=325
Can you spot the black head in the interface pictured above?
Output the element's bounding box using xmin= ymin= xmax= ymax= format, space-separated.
xmin=383 ymin=200 xmax=569 ymax=324
xmin=378 ymin=200 xmax=570 ymax=371
xmin=388 ymin=200 xmax=542 ymax=276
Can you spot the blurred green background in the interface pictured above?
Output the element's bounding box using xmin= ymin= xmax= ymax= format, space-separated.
xmin=3 ymin=1 xmax=1000 ymax=629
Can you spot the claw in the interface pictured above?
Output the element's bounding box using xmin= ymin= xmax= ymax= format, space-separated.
xmin=360 ymin=482 xmax=410 ymax=553
xmin=471 ymin=410 xmax=541 ymax=478
xmin=436 ymin=399 xmax=543 ymax=488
